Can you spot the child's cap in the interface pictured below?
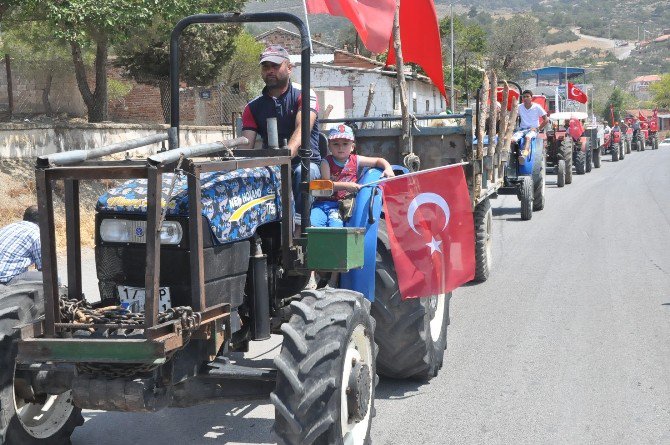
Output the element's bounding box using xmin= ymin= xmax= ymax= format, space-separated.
xmin=328 ymin=124 xmax=355 ymax=141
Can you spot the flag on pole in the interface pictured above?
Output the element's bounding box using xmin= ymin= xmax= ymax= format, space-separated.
xmin=304 ymin=0 xmax=395 ymax=54
xmin=385 ymin=0 xmax=447 ymax=98
xmin=638 ymin=111 xmax=647 ymax=121
xmin=379 ymin=165 xmax=475 ymax=299
xmin=567 ymin=82 xmax=588 ymax=104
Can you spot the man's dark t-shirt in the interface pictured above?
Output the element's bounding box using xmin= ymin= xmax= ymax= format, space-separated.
xmin=242 ymin=82 xmax=321 ymax=165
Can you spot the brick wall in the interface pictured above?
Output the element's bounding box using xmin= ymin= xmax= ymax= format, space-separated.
xmin=258 ymin=29 xmax=334 ymax=55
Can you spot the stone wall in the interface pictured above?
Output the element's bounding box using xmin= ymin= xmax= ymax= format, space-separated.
xmin=0 ymin=122 xmax=233 ymax=159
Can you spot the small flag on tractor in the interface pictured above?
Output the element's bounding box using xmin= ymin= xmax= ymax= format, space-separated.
xmin=379 ymin=165 xmax=475 ymax=299
xmin=638 ymin=111 xmax=647 ymax=121
xmin=567 ymin=82 xmax=588 ymax=104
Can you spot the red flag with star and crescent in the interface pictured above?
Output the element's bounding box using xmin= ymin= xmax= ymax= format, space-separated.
xmin=567 ymin=82 xmax=588 ymax=104
xmin=379 ymin=165 xmax=475 ymax=299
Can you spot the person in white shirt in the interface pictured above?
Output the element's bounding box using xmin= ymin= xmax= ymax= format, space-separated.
xmin=512 ymin=90 xmax=549 ymax=163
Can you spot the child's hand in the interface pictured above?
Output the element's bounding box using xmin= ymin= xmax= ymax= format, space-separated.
xmin=381 ymin=167 xmax=395 ymax=178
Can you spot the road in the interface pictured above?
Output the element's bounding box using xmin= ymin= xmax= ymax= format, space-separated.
xmin=71 ymin=143 xmax=670 ymax=444
xmin=572 ymin=27 xmax=633 ymax=60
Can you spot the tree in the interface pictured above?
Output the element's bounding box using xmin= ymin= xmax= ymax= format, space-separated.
xmin=602 ymin=87 xmax=633 ymax=124
xmin=486 ymin=16 xmax=544 ymax=78
xmin=23 ymin=0 xmax=245 ymax=122
xmin=1 ymin=19 xmax=74 ymax=116
xmin=439 ymin=15 xmax=487 ymax=103
xmin=650 ymin=73 xmax=670 ymax=108
xmin=116 ymin=21 xmax=240 ymax=123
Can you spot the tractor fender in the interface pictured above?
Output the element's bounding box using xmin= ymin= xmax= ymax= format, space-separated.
xmin=518 ymin=137 xmax=537 ymax=176
xmin=341 ymin=165 xmax=408 ymax=301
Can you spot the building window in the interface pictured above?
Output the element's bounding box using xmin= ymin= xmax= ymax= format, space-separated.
xmin=393 ymin=87 xmax=398 ymax=111
xmin=413 ymin=98 xmax=417 ymax=113
xmin=426 ymin=100 xmax=430 ymax=112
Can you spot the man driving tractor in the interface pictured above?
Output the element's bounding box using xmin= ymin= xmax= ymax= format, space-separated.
xmin=512 ymin=89 xmax=549 ymax=164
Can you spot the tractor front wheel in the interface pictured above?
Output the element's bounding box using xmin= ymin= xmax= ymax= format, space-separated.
xmin=532 ymin=146 xmax=545 ymax=210
xmin=612 ymin=143 xmax=619 ymax=162
xmin=619 ymin=141 xmax=625 ymax=160
xmin=1 ymin=282 xmax=83 ymax=445
xmin=593 ymin=147 xmax=601 ymax=168
xmin=557 ymin=159 xmax=566 ymax=187
xmin=272 ymin=288 xmax=376 ymax=445
xmin=520 ymin=176 xmax=533 ymax=221
xmin=560 ymin=138 xmax=573 ymax=184
xmin=575 ymin=149 xmax=586 ymax=174
xmin=372 ymin=221 xmax=450 ymax=380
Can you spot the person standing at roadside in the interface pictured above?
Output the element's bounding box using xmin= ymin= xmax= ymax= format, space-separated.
xmin=0 ymin=206 xmax=42 ymax=285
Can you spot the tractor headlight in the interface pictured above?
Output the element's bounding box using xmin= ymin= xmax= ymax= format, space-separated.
xmin=159 ymin=221 xmax=183 ymax=245
xmin=99 ymin=219 xmax=183 ymax=245
xmin=100 ymin=219 xmax=131 ymax=243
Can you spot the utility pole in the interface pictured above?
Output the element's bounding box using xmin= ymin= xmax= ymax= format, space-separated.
xmin=393 ymin=0 xmax=410 ymax=154
xmin=464 ymin=55 xmax=469 ymax=109
xmin=450 ymin=4 xmax=455 ymax=112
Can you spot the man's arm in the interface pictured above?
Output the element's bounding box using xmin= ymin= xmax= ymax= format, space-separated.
xmin=538 ymin=114 xmax=549 ymax=131
xmin=287 ymin=109 xmax=318 ymax=158
xmin=240 ymin=129 xmax=257 ymax=150
xmin=240 ymin=104 xmax=258 ymax=150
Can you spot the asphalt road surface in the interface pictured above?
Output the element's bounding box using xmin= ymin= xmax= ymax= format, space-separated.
xmin=71 ymin=143 xmax=670 ymax=444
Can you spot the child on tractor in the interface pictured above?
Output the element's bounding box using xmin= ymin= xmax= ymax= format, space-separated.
xmin=309 ymin=124 xmax=394 ymax=287
xmin=310 ymin=124 xmax=394 ymax=228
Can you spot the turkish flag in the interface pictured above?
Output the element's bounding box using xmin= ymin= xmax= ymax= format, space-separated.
xmin=385 ymin=0 xmax=446 ymax=99
xmin=380 ymin=165 xmax=475 ymax=299
xmin=496 ymin=87 xmax=520 ymax=111
xmin=638 ymin=111 xmax=647 ymax=121
xmin=567 ymin=82 xmax=588 ymax=104
xmin=568 ymin=117 xmax=584 ymax=140
xmin=305 ymin=0 xmax=395 ymax=54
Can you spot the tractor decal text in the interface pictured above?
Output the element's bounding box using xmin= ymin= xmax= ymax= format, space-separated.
xmin=229 ymin=194 xmax=277 ymax=222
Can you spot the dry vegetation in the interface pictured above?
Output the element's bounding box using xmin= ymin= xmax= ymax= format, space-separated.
xmin=0 ymin=160 xmax=109 ymax=254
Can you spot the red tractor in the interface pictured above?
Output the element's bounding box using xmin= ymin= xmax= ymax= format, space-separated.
xmin=545 ymin=111 xmax=592 ymax=187
xmin=602 ymin=125 xmax=624 ymax=162
xmin=647 ymin=115 xmax=660 ymax=150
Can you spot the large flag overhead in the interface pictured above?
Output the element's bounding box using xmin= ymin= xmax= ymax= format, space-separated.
xmin=379 ymin=165 xmax=475 ymax=299
xmin=305 ymin=0 xmax=395 ymax=54
xmin=385 ymin=0 xmax=446 ymax=99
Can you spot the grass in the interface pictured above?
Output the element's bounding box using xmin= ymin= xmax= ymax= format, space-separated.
xmin=0 ymin=160 xmax=106 ymax=254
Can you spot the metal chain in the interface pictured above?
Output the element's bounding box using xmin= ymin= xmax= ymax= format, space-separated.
xmin=59 ymin=297 xmax=202 ymax=378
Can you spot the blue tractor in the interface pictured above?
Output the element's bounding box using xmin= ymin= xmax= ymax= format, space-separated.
xmin=3 ymin=13 xmax=453 ymax=445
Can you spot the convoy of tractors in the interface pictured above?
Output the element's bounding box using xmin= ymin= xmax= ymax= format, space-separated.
xmin=0 ymin=12 xmax=665 ymax=445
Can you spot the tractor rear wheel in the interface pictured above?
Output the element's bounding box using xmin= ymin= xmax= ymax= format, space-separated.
xmin=532 ymin=145 xmax=545 ymax=211
xmin=1 ymin=282 xmax=83 ymax=445
xmin=473 ymin=198 xmax=492 ymax=282
xmin=272 ymin=288 xmax=376 ymax=445
xmin=557 ymin=160 xmax=566 ymax=187
xmin=593 ymin=147 xmax=601 ymax=168
xmin=371 ymin=220 xmax=450 ymax=380
xmin=611 ymin=143 xmax=619 ymax=162
xmin=575 ymin=149 xmax=586 ymax=174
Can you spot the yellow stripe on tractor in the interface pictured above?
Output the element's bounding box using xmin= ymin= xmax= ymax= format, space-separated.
xmin=229 ymin=195 xmax=276 ymax=222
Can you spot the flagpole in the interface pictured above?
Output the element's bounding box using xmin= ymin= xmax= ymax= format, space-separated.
xmin=301 ymin=0 xmax=314 ymax=54
xmin=450 ymin=4 xmax=455 ymax=112
xmin=361 ymin=161 xmax=469 ymax=188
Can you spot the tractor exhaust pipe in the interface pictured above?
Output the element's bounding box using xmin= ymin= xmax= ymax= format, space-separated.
xmin=250 ymin=236 xmax=271 ymax=341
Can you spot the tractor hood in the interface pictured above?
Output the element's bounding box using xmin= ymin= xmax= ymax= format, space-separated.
xmin=96 ymin=166 xmax=282 ymax=244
